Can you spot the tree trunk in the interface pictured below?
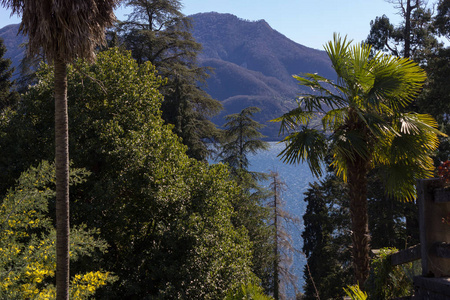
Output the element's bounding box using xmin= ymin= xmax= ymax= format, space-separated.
xmin=273 ymin=179 xmax=279 ymax=300
xmin=404 ymin=0 xmax=413 ymax=58
xmin=347 ymin=155 xmax=371 ymax=288
xmin=54 ymin=58 xmax=70 ymax=300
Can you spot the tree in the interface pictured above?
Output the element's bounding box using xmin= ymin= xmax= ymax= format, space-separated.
xmin=216 ymin=106 xmax=275 ymax=294
xmin=119 ymin=0 xmax=222 ymax=160
xmin=273 ymin=34 xmax=442 ymax=287
xmin=366 ymin=0 xmax=439 ymax=61
xmin=218 ymin=106 xmax=269 ymax=173
xmin=0 ymin=49 xmax=257 ymax=298
xmin=302 ymin=176 xmax=353 ymax=300
xmin=0 ymin=37 xmax=19 ymax=111
xmin=0 ymin=161 xmax=114 ymax=299
xmin=435 ymin=0 xmax=450 ymax=38
xmin=268 ymin=171 xmax=298 ymax=300
xmin=302 ymin=168 xmax=417 ymax=299
xmin=0 ymin=1 xmax=119 ymax=299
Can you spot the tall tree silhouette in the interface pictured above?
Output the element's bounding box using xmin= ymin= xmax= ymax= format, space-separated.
xmin=0 ymin=37 xmax=19 ymax=110
xmin=218 ymin=106 xmax=269 ymax=174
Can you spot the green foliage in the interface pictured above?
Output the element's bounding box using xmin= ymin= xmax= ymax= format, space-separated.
xmin=0 ymin=37 xmax=19 ymax=111
xmin=225 ymin=283 xmax=274 ymax=300
xmin=274 ymin=34 xmax=442 ymax=286
xmin=366 ymin=1 xmax=439 ymax=60
xmin=0 ymin=161 xmax=114 ymax=299
xmin=343 ymin=285 xmax=367 ymax=300
xmin=119 ymin=0 xmax=222 ymax=160
xmin=0 ymin=48 xmax=256 ymax=299
xmin=302 ymin=169 xmax=418 ymax=299
xmin=302 ymin=174 xmax=352 ymax=300
xmin=435 ymin=0 xmax=450 ymax=38
xmin=365 ymin=248 xmax=418 ymax=300
xmin=274 ymin=33 xmax=439 ymax=199
xmin=218 ymin=106 xmax=269 ymax=173
xmin=215 ymin=107 xmax=275 ymax=296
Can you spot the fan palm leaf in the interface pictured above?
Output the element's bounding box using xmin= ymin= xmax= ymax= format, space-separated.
xmin=272 ymin=33 xmax=444 ymax=287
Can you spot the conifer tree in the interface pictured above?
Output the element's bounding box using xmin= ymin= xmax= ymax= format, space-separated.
xmin=0 ymin=37 xmax=19 ymax=111
xmin=366 ymin=0 xmax=439 ymax=61
xmin=119 ymin=0 xmax=222 ymax=160
xmin=218 ymin=106 xmax=269 ymax=175
xmin=217 ymin=106 xmax=275 ymax=294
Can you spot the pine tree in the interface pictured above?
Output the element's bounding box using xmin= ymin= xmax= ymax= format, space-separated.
xmin=217 ymin=106 xmax=275 ymax=294
xmin=119 ymin=0 xmax=222 ymax=160
xmin=217 ymin=106 xmax=269 ymax=175
xmin=366 ymin=0 xmax=439 ymax=61
xmin=302 ymin=175 xmax=352 ymax=300
xmin=0 ymin=37 xmax=19 ymax=111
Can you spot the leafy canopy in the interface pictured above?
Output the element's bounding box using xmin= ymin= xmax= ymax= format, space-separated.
xmin=273 ymin=33 xmax=443 ymax=200
xmin=0 ymin=48 xmax=257 ymax=299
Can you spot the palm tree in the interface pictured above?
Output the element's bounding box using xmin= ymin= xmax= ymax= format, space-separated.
xmin=1 ymin=1 xmax=119 ymax=299
xmin=273 ymin=34 xmax=443 ymax=287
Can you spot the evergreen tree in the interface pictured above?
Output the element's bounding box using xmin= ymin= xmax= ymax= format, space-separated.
xmin=119 ymin=0 xmax=222 ymax=160
xmin=366 ymin=0 xmax=439 ymax=61
xmin=435 ymin=0 xmax=450 ymax=39
xmin=274 ymin=34 xmax=441 ymax=286
xmin=0 ymin=37 xmax=19 ymax=111
xmin=217 ymin=106 xmax=275 ymax=294
xmin=218 ymin=106 xmax=269 ymax=174
xmin=302 ymin=175 xmax=352 ymax=300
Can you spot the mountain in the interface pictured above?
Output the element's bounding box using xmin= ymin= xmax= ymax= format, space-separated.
xmin=189 ymin=12 xmax=335 ymax=139
xmin=0 ymin=13 xmax=335 ymax=139
xmin=0 ymin=23 xmax=26 ymax=78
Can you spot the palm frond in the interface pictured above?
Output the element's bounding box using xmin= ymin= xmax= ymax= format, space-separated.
xmin=322 ymin=107 xmax=348 ymax=129
xmin=278 ymin=128 xmax=327 ymax=178
xmin=368 ymin=54 xmax=426 ymax=110
xmin=3 ymin=0 xmax=120 ymax=63
xmin=271 ymin=104 xmax=316 ymax=135
xmin=293 ymin=74 xmax=347 ymax=110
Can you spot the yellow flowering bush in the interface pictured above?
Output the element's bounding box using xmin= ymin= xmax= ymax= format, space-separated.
xmin=0 ymin=161 xmax=114 ymax=299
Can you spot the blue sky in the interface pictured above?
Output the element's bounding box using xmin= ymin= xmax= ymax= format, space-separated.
xmin=1 ymin=0 xmax=402 ymax=50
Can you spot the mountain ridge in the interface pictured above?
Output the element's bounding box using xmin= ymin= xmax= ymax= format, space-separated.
xmin=189 ymin=12 xmax=335 ymax=138
xmin=0 ymin=12 xmax=335 ymax=139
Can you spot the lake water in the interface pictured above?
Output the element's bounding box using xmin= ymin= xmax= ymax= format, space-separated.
xmin=248 ymin=142 xmax=319 ymax=296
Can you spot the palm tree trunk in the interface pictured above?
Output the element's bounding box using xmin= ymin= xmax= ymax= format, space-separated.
xmin=347 ymin=155 xmax=371 ymax=288
xmin=54 ymin=58 xmax=70 ymax=300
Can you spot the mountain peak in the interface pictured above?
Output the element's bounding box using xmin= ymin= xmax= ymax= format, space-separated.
xmin=189 ymin=12 xmax=335 ymax=139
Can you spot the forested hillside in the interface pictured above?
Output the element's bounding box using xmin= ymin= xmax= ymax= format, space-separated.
xmin=190 ymin=12 xmax=335 ymax=139
xmin=0 ymin=12 xmax=336 ymax=140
